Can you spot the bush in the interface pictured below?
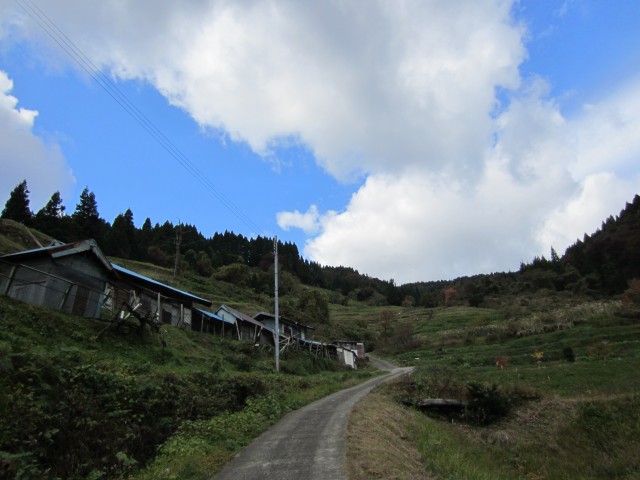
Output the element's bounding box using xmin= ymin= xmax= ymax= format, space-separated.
xmin=563 ymin=346 xmax=576 ymax=362
xmin=465 ymin=382 xmax=511 ymax=425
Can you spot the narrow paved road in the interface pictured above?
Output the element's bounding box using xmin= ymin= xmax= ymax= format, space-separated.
xmin=213 ymin=358 xmax=412 ymax=480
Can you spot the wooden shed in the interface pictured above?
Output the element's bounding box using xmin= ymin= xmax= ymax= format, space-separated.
xmin=0 ymin=240 xmax=212 ymax=325
xmin=109 ymin=263 xmax=212 ymax=327
xmin=336 ymin=345 xmax=358 ymax=369
xmin=191 ymin=308 xmax=234 ymax=337
xmin=216 ymin=304 xmax=265 ymax=342
xmin=0 ymin=240 xmax=112 ymax=318
xmin=334 ymin=340 xmax=366 ymax=359
xmin=253 ymin=312 xmax=315 ymax=340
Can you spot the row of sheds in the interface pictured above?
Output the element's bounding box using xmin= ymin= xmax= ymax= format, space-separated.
xmin=0 ymin=239 xmax=364 ymax=368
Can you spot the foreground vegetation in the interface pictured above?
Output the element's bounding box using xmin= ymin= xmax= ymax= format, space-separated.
xmin=2 ymin=186 xmax=639 ymax=478
xmin=0 ymin=296 xmax=376 ymax=479
xmin=347 ymin=297 xmax=640 ymax=479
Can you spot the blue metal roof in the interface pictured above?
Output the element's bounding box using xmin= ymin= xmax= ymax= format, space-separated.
xmin=2 ymin=240 xmax=211 ymax=307
xmin=217 ymin=304 xmax=265 ymax=328
xmin=112 ymin=263 xmax=211 ymax=306
xmin=194 ymin=307 xmax=234 ymax=324
xmin=2 ymin=244 xmax=52 ymax=256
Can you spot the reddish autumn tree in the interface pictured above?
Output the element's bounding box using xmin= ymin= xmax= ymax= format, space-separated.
xmin=622 ymin=278 xmax=640 ymax=309
xmin=443 ymin=287 xmax=457 ymax=307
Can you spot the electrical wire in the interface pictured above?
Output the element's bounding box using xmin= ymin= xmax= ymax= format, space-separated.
xmin=15 ymin=0 xmax=263 ymax=235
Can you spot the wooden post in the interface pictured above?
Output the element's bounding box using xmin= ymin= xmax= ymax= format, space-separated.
xmin=274 ymin=237 xmax=280 ymax=372
xmin=2 ymin=265 xmax=16 ymax=295
xmin=59 ymin=283 xmax=74 ymax=310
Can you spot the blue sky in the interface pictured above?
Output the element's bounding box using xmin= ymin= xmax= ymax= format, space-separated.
xmin=1 ymin=0 xmax=639 ymax=284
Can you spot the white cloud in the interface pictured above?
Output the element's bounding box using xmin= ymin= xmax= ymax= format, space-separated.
xmin=304 ymin=78 xmax=640 ymax=283
xmin=2 ymin=0 xmax=525 ymax=181
xmin=304 ymin=160 xmax=570 ymax=283
xmin=570 ymin=79 xmax=640 ymax=180
xmin=277 ymin=204 xmax=325 ymax=234
xmin=535 ymin=78 xmax=640 ymax=251
xmin=4 ymin=1 xmax=639 ymax=283
xmin=0 ymin=71 xmax=74 ymax=210
xmin=538 ymin=173 xmax=639 ymax=251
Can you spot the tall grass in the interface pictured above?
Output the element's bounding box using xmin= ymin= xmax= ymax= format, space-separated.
xmin=384 ymin=300 xmax=640 ymax=479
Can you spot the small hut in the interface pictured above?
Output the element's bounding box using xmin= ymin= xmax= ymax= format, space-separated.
xmin=216 ymin=304 xmax=265 ymax=342
xmin=253 ymin=312 xmax=315 ymax=340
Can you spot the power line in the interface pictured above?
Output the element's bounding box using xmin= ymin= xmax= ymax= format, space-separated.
xmin=15 ymin=0 xmax=263 ymax=234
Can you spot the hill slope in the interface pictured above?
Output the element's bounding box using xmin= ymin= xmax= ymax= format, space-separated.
xmin=0 ymin=294 xmax=375 ymax=479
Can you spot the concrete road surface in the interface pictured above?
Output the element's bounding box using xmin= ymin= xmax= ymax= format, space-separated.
xmin=213 ymin=359 xmax=412 ymax=480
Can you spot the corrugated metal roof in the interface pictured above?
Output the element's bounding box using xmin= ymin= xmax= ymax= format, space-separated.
xmin=193 ymin=307 xmax=234 ymax=324
xmin=218 ymin=304 xmax=265 ymax=328
xmin=3 ymin=239 xmax=213 ymax=309
xmin=2 ymin=239 xmax=113 ymax=271
xmin=253 ymin=311 xmax=315 ymax=330
xmin=112 ymin=263 xmax=211 ymax=306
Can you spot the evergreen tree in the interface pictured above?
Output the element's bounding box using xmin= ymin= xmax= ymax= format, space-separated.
xmin=138 ymin=217 xmax=153 ymax=260
xmin=40 ymin=191 xmax=65 ymax=218
xmin=33 ymin=191 xmax=71 ymax=241
xmin=104 ymin=209 xmax=137 ymax=258
xmin=1 ymin=180 xmax=32 ymax=224
xmin=72 ymin=187 xmax=106 ymax=240
xmin=73 ymin=188 xmax=99 ymax=220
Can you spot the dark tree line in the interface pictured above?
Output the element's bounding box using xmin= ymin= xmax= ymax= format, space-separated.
xmin=561 ymin=194 xmax=640 ymax=294
xmin=1 ymin=181 xmax=406 ymax=304
xmin=5 ymin=180 xmax=637 ymax=306
xmin=404 ymin=194 xmax=640 ymax=307
xmin=2 ymin=182 xmax=109 ymax=243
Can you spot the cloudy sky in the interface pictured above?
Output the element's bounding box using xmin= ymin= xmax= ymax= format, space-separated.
xmin=1 ymin=0 xmax=639 ymax=284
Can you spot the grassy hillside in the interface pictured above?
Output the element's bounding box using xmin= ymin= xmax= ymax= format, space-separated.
xmin=0 ymin=296 xmax=376 ymax=479
xmin=0 ymin=219 xmax=53 ymax=255
xmin=345 ymin=297 xmax=640 ymax=479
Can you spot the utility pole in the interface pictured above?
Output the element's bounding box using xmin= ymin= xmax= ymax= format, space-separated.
xmin=173 ymin=222 xmax=182 ymax=278
xmin=274 ymin=236 xmax=280 ymax=372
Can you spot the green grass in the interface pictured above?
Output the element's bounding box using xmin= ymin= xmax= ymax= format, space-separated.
xmin=404 ymin=393 xmax=640 ymax=480
xmin=376 ymin=300 xmax=640 ymax=479
xmin=133 ymin=370 xmax=377 ymax=480
xmin=110 ymin=257 xmax=270 ymax=313
xmin=0 ymin=219 xmax=53 ymax=255
xmin=414 ymin=419 xmax=513 ymax=480
xmin=0 ymin=295 xmax=376 ymax=479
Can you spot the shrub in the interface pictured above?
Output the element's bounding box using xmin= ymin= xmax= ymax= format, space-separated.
xmin=562 ymin=346 xmax=576 ymax=362
xmin=465 ymin=382 xmax=511 ymax=425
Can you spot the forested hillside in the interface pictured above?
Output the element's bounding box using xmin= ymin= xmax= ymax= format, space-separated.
xmin=403 ymin=194 xmax=640 ymax=307
xmin=2 ymin=181 xmax=639 ymax=312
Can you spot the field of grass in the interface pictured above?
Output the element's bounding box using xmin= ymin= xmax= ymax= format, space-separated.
xmin=346 ymin=300 xmax=640 ymax=479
